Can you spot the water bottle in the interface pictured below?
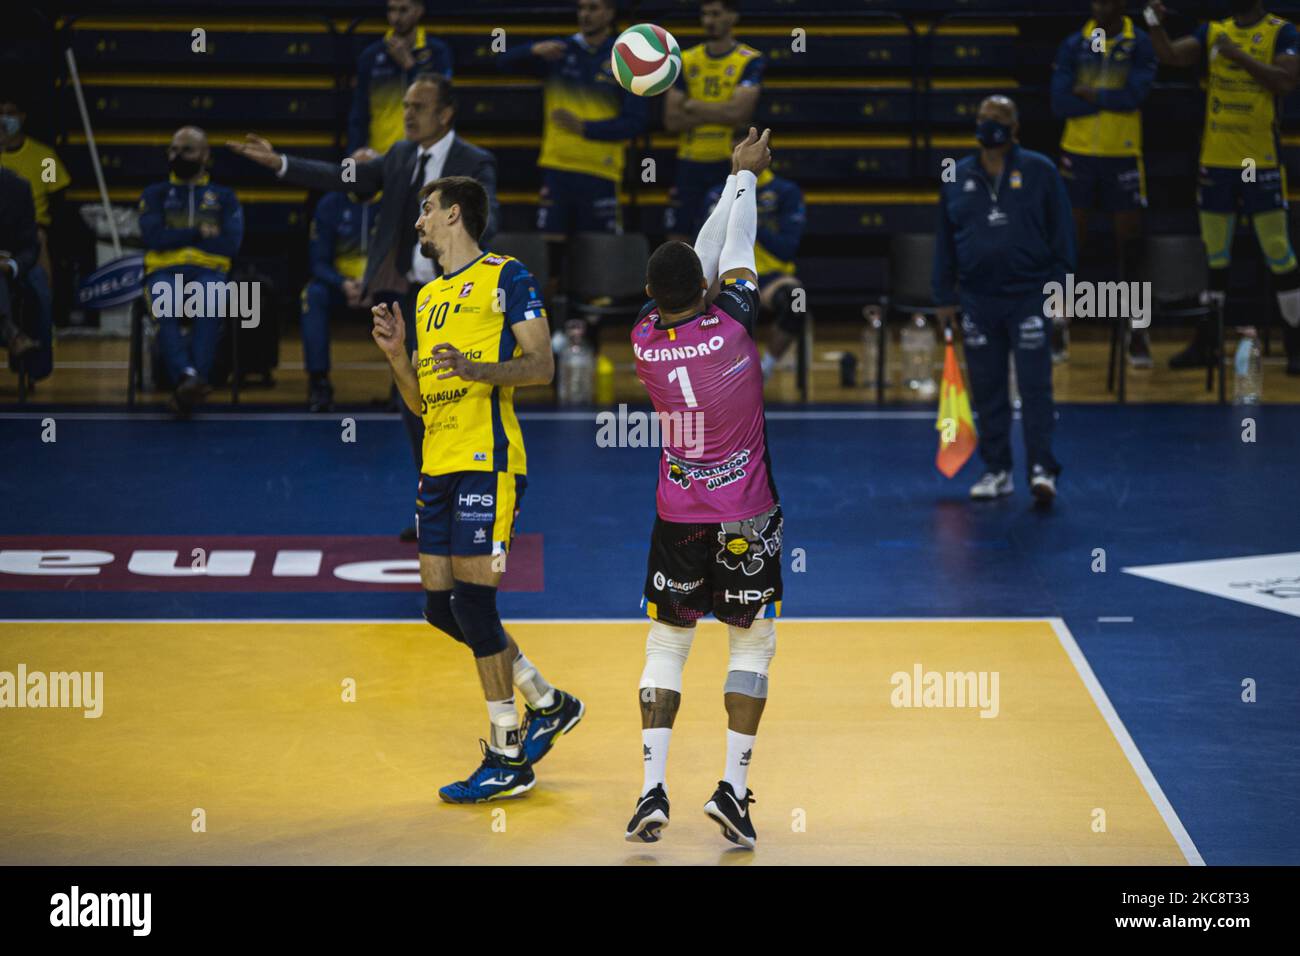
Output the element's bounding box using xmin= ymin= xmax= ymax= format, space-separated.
xmin=594 ymin=354 xmax=615 ymax=406
xmin=861 ymin=305 xmax=882 ymax=387
xmin=901 ymin=313 xmax=936 ymax=398
xmin=557 ymin=320 xmax=593 ymax=405
xmin=1233 ymin=331 xmax=1262 ymax=404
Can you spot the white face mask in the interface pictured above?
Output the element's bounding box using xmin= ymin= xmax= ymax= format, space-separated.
xmin=0 ymin=116 xmax=20 ymax=137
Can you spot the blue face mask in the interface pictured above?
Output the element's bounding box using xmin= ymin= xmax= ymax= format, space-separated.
xmin=0 ymin=116 xmax=20 ymax=137
xmin=975 ymin=118 xmax=1012 ymax=148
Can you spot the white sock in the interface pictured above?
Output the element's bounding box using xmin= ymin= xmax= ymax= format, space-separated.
xmin=642 ymin=727 xmax=672 ymax=796
xmin=512 ymin=652 xmax=555 ymax=710
xmin=487 ymin=697 xmax=520 ymax=757
xmin=724 ymin=729 xmax=756 ymax=796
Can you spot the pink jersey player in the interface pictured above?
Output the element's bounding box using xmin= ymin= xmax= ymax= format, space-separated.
xmin=632 ymin=279 xmax=777 ymax=524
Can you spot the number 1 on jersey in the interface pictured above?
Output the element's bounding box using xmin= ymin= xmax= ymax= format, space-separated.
xmin=667 ymin=366 xmax=699 ymax=408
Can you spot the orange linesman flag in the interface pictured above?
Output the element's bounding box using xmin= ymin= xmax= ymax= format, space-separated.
xmin=934 ymin=334 xmax=977 ymax=478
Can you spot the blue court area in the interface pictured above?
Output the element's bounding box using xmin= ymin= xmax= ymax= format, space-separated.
xmin=2 ymin=403 xmax=1298 ymax=864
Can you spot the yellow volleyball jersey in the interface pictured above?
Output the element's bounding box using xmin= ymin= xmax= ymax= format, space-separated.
xmin=1200 ymin=14 xmax=1298 ymax=169
xmin=413 ymin=253 xmax=546 ymax=477
xmin=1060 ymin=17 xmax=1147 ymax=158
xmin=537 ymin=34 xmax=632 ymax=183
xmin=0 ymin=137 xmax=69 ymax=226
xmin=676 ymin=42 xmax=765 ymax=162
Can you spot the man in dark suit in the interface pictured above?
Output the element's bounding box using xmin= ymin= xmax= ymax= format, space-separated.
xmin=231 ymin=74 xmax=498 ymax=539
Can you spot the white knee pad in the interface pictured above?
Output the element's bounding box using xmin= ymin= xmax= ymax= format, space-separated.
xmin=641 ymin=620 xmax=695 ymax=695
xmin=725 ymin=619 xmax=776 ymax=697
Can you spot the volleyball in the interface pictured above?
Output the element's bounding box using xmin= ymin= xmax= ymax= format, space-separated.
xmin=610 ymin=23 xmax=682 ymax=97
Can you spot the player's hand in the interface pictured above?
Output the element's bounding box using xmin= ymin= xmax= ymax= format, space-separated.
xmin=1213 ymin=33 xmax=1243 ymax=62
xmin=371 ymin=302 xmax=407 ymax=361
xmin=532 ymin=40 xmax=566 ymax=61
xmin=733 ymin=127 xmax=772 ymax=175
xmin=430 ymin=342 xmax=481 ymax=382
xmin=342 ymin=279 xmax=363 ymax=309
xmin=1072 ymin=84 xmax=1098 ymax=103
xmin=385 ymin=35 xmax=416 ymax=70
xmin=227 ymin=134 xmax=283 ymax=171
xmin=550 ymin=109 xmax=584 ymax=134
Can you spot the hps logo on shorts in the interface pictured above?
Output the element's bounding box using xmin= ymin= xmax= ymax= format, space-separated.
xmin=458 ymin=494 xmax=494 ymax=507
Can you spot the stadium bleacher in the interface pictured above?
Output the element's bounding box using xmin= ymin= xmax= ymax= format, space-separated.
xmin=8 ymin=0 xmax=1300 ymax=338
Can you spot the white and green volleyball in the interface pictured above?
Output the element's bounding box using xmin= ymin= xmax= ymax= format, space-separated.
xmin=611 ymin=23 xmax=682 ymax=97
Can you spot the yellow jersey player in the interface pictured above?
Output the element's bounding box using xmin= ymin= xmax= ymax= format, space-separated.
xmin=371 ymin=175 xmax=584 ymax=803
xmin=1149 ymin=0 xmax=1300 ymax=375
xmin=1050 ymin=0 xmax=1156 ymax=367
xmin=664 ymin=0 xmax=765 ymax=240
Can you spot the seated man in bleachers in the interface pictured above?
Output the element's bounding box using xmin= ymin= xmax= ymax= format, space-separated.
xmin=0 ymin=92 xmax=68 ymax=383
xmin=348 ymin=0 xmax=453 ymax=154
xmin=139 ymin=126 xmax=244 ymax=417
xmin=701 ymin=160 xmax=807 ymax=381
xmin=301 ymin=147 xmax=382 ymax=412
xmin=0 ymin=168 xmax=40 ymax=364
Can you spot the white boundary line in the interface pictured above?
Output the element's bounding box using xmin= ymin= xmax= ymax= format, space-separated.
xmin=1049 ymin=617 xmax=1204 ymax=866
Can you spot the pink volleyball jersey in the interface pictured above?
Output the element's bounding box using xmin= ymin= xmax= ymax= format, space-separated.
xmin=632 ymin=279 xmax=778 ymax=523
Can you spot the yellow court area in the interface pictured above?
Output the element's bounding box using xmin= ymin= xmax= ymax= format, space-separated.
xmin=0 ymin=619 xmax=1192 ymax=865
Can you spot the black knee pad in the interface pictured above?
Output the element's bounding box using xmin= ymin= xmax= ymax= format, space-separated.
xmin=449 ymin=580 xmax=509 ymax=658
xmin=424 ymin=590 xmax=467 ymax=645
xmin=771 ymin=283 xmax=808 ymax=336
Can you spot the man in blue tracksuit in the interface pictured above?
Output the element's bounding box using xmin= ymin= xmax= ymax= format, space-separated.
xmin=300 ymin=148 xmax=381 ymax=411
xmin=933 ymin=95 xmax=1076 ymax=504
xmin=347 ymin=0 xmax=453 ymax=153
xmin=139 ymin=126 xmax=244 ymax=416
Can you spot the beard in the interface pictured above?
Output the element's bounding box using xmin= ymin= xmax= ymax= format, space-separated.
xmin=419 ymin=240 xmax=438 ymax=264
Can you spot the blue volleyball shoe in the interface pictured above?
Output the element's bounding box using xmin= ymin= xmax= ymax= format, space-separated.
xmin=520 ymin=689 xmax=585 ymax=765
xmin=438 ymin=740 xmax=535 ymax=804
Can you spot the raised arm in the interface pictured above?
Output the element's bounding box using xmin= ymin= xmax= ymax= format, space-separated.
xmin=1145 ymin=2 xmax=1203 ymax=68
xmin=717 ymin=127 xmax=771 ymax=291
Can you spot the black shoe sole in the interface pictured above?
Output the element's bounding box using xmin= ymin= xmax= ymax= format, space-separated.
xmin=703 ymin=800 xmax=756 ymax=850
xmin=625 ymin=809 xmax=669 ymax=843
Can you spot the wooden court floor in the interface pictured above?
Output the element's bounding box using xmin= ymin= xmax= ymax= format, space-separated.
xmin=0 ymin=619 xmax=1193 ymax=865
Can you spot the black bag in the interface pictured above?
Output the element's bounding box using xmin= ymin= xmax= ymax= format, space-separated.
xmin=209 ymin=262 xmax=280 ymax=387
